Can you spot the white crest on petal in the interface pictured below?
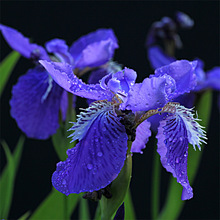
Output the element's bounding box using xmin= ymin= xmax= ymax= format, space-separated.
xmin=68 ymin=100 xmax=113 ymax=142
xmin=174 ymin=105 xmax=207 ymax=150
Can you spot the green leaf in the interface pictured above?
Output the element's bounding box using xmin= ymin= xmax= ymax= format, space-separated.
xmin=158 ymin=90 xmax=212 ymax=220
xmin=79 ymin=197 xmax=90 ymax=220
xmin=52 ymin=93 xmax=76 ymax=160
xmin=0 ymin=51 xmax=20 ymax=96
xmin=124 ymin=189 xmax=136 ymax=220
xmin=94 ymin=203 xmax=101 ymax=220
xmin=101 ymin=141 xmax=132 ymax=220
xmin=18 ymin=211 xmax=31 ymax=220
xmin=0 ymin=136 xmax=25 ymax=218
xmin=30 ymin=189 xmax=80 ymax=220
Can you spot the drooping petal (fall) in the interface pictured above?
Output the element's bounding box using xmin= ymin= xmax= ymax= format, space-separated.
xmin=52 ymin=100 xmax=128 ymax=195
xmin=10 ymin=66 xmax=63 ymax=139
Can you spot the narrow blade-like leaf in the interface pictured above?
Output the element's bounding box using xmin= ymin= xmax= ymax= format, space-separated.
xmin=0 ymin=136 xmax=25 ymax=218
xmin=0 ymin=51 xmax=20 ymax=96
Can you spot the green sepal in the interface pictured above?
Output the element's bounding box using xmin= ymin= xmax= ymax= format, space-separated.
xmin=29 ymin=188 xmax=80 ymax=220
xmin=0 ymin=136 xmax=25 ymax=218
xmin=157 ymin=90 xmax=212 ymax=220
xmin=100 ymin=141 xmax=132 ymax=220
xmin=0 ymin=51 xmax=20 ymax=96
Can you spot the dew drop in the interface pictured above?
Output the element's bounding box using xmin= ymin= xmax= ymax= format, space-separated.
xmin=97 ymin=152 xmax=103 ymax=157
xmin=179 ymin=136 xmax=183 ymax=141
xmin=87 ymin=164 xmax=93 ymax=170
xmin=176 ymin=157 xmax=180 ymax=163
xmin=62 ymin=179 xmax=66 ymax=185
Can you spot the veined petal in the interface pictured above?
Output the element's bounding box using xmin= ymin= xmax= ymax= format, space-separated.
xmin=52 ymin=100 xmax=128 ymax=195
xmin=156 ymin=114 xmax=193 ymax=200
xmin=156 ymin=103 xmax=207 ymax=200
xmin=10 ymin=66 xmax=63 ymax=139
xmin=0 ymin=24 xmax=49 ymax=60
xmin=39 ymin=60 xmax=113 ymax=100
xmin=154 ymin=60 xmax=197 ymax=98
xmin=148 ymin=45 xmax=176 ymax=69
xmin=131 ymin=120 xmax=151 ymax=153
xmin=70 ymin=29 xmax=118 ymax=68
xmin=121 ymin=74 xmax=176 ymax=112
xmin=174 ymin=104 xmax=207 ymax=150
xmin=45 ymin=39 xmax=73 ymax=64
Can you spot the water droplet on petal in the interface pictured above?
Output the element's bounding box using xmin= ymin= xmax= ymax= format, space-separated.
xmin=179 ymin=136 xmax=183 ymax=141
xmin=87 ymin=164 xmax=93 ymax=170
xmin=97 ymin=152 xmax=103 ymax=157
xmin=62 ymin=179 xmax=66 ymax=185
xmin=176 ymin=157 xmax=180 ymax=163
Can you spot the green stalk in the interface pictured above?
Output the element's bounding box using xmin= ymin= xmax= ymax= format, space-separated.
xmin=151 ymin=144 xmax=161 ymax=219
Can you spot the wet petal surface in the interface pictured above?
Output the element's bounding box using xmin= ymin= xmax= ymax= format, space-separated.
xmin=10 ymin=66 xmax=63 ymax=139
xmin=131 ymin=120 xmax=151 ymax=153
xmin=52 ymin=100 xmax=128 ymax=195
xmin=39 ymin=60 xmax=113 ymax=100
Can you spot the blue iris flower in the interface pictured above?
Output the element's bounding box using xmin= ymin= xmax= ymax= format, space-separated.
xmin=0 ymin=24 xmax=119 ymax=139
xmin=40 ymin=58 xmax=206 ymax=200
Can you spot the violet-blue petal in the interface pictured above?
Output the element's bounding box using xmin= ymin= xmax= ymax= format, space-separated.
xmin=131 ymin=120 xmax=151 ymax=153
xmin=175 ymin=11 xmax=194 ymax=29
xmin=0 ymin=24 xmax=49 ymax=60
xmin=155 ymin=60 xmax=197 ymax=98
xmin=195 ymin=67 xmax=220 ymax=91
xmin=156 ymin=114 xmax=193 ymax=200
xmin=148 ymin=45 xmax=176 ymax=69
xmin=88 ymin=68 xmax=109 ymax=85
xmin=70 ymin=29 xmax=118 ymax=68
xmin=10 ymin=66 xmax=63 ymax=139
xmin=120 ymin=74 xmax=176 ymax=112
xmin=39 ymin=60 xmax=113 ymax=100
xmin=45 ymin=39 xmax=73 ymax=64
xmin=52 ymin=100 xmax=128 ymax=195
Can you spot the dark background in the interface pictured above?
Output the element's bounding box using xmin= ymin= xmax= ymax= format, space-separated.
xmin=0 ymin=1 xmax=219 ymax=219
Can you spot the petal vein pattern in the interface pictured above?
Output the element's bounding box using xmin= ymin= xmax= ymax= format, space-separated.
xmin=156 ymin=103 xmax=207 ymax=200
xmin=52 ymin=100 xmax=128 ymax=195
xmin=39 ymin=60 xmax=113 ymax=100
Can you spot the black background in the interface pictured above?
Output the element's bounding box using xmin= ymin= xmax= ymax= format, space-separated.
xmin=0 ymin=1 xmax=219 ymax=219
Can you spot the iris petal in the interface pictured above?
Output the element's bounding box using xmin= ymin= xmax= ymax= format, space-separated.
xmin=156 ymin=114 xmax=193 ymax=200
xmin=52 ymin=100 xmax=128 ymax=195
xmin=131 ymin=120 xmax=151 ymax=153
xmin=45 ymin=38 xmax=73 ymax=64
xmin=155 ymin=60 xmax=197 ymax=98
xmin=10 ymin=66 xmax=63 ymax=139
xmin=156 ymin=103 xmax=207 ymax=200
xmin=39 ymin=60 xmax=113 ymax=100
xmin=0 ymin=24 xmax=49 ymax=60
xmin=148 ymin=45 xmax=175 ymax=69
xmin=121 ymin=74 xmax=176 ymax=112
xmin=70 ymin=29 xmax=118 ymax=68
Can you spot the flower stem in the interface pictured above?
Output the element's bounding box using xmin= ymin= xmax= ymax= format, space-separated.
xmin=151 ymin=141 xmax=161 ymax=219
